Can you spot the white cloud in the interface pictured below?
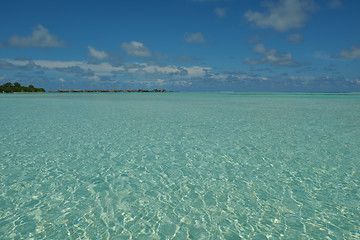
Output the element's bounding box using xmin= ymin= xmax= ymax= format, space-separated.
xmin=59 ymin=77 xmax=66 ymax=83
xmin=88 ymin=76 xmax=101 ymax=82
xmin=121 ymin=41 xmax=152 ymax=58
xmin=347 ymin=78 xmax=360 ymax=85
xmin=289 ymin=75 xmax=317 ymax=81
xmin=126 ymin=63 xmax=183 ymax=75
xmin=183 ymin=66 xmax=211 ymax=78
xmin=313 ymin=51 xmax=333 ymax=60
xmin=244 ymin=43 xmax=304 ymax=67
xmin=208 ymin=72 xmax=271 ymax=85
xmin=88 ymin=46 xmax=109 ymax=60
xmin=125 ymin=79 xmax=167 ymax=87
xmin=125 ymin=78 xmax=192 ymax=88
xmin=254 ymin=43 xmax=266 ymax=53
xmin=184 ymin=32 xmax=205 ymax=44
xmin=328 ymin=0 xmax=342 ymax=8
xmin=124 ymin=62 xmax=210 ymax=79
xmin=142 ymin=64 xmax=182 ymax=74
xmin=341 ymin=78 xmax=358 ymax=86
xmin=244 ymin=0 xmax=316 ymax=32
xmin=7 ymin=25 xmax=66 ymax=48
xmin=214 ymin=8 xmax=226 ymax=18
xmin=286 ymin=33 xmax=303 ymax=44
xmin=209 ymin=74 xmax=228 ymax=81
xmin=339 ymin=46 xmax=360 ymax=59
xmin=32 ymin=60 xmax=83 ymax=69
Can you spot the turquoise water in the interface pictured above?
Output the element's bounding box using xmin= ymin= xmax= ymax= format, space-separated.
xmin=0 ymin=92 xmax=359 ymax=239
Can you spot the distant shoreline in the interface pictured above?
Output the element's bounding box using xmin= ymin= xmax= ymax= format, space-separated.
xmin=47 ymin=89 xmax=172 ymax=93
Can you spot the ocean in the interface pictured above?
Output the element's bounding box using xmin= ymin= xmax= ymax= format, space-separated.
xmin=0 ymin=92 xmax=359 ymax=239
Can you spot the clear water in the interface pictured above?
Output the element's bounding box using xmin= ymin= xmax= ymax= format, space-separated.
xmin=0 ymin=92 xmax=359 ymax=239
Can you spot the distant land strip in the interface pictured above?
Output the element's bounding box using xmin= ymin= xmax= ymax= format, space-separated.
xmin=1 ymin=82 xmax=172 ymax=93
xmin=49 ymin=89 xmax=171 ymax=93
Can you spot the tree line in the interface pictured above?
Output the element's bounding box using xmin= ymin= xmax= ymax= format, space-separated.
xmin=0 ymin=82 xmax=45 ymax=93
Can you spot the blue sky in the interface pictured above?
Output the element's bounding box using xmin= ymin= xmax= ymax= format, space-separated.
xmin=1 ymin=0 xmax=360 ymax=91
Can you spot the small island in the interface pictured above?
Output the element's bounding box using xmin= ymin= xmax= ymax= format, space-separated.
xmin=0 ymin=82 xmax=45 ymax=93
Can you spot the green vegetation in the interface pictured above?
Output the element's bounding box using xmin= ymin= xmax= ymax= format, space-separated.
xmin=0 ymin=82 xmax=45 ymax=93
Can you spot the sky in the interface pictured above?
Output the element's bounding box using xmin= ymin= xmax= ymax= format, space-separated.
xmin=1 ymin=0 xmax=360 ymax=92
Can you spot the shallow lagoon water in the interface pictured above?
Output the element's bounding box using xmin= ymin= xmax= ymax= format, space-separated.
xmin=0 ymin=92 xmax=359 ymax=239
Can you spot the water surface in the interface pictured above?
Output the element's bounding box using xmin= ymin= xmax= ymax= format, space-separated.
xmin=0 ymin=92 xmax=359 ymax=239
